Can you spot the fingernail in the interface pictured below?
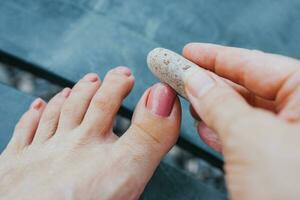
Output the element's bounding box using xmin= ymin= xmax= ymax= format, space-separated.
xmin=198 ymin=122 xmax=222 ymax=152
xmin=30 ymin=98 xmax=43 ymax=110
xmin=60 ymin=88 xmax=71 ymax=97
xmin=83 ymin=73 xmax=98 ymax=82
xmin=184 ymin=69 xmax=215 ymax=98
xmin=113 ymin=66 xmax=132 ymax=76
xmin=146 ymin=83 xmax=176 ymax=117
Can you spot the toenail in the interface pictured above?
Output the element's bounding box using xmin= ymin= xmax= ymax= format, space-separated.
xmin=83 ymin=73 xmax=99 ymax=82
xmin=60 ymin=87 xmax=71 ymax=97
xmin=30 ymin=98 xmax=43 ymax=110
xmin=146 ymin=83 xmax=176 ymax=117
xmin=113 ymin=66 xmax=132 ymax=76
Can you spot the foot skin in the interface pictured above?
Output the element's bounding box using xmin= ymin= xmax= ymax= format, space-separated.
xmin=0 ymin=67 xmax=181 ymax=200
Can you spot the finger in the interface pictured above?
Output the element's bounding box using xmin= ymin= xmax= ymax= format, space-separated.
xmin=189 ymin=79 xmax=276 ymax=123
xmin=183 ymin=43 xmax=300 ymax=100
xmin=183 ymin=66 xmax=278 ymax=144
xmin=224 ymin=79 xmax=276 ymax=111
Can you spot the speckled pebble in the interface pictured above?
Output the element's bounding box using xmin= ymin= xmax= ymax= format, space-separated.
xmin=147 ymin=48 xmax=200 ymax=99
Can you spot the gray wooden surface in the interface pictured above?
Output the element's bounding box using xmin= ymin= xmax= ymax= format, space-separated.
xmin=0 ymin=83 xmax=227 ymax=200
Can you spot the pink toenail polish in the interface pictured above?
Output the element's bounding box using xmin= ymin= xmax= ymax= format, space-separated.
xmin=83 ymin=73 xmax=98 ymax=82
xmin=113 ymin=66 xmax=132 ymax=76
xmin=146 ymin=83 xmax=176 ymax=117
xmin=30 ymin=98 xmax=43 ymax=110
xmin=60 ymin=87 xmax=71 ymax=97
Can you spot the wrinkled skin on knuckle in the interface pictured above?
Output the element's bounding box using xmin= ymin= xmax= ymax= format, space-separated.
xmin=133 ymin=113 xmax=180 ymax=146
xmin=130 ymin=123 xmax=162 ymax=148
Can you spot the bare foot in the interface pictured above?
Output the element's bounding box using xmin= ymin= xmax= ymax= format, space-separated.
xmin=0 ymin=66 xmax=181 ymax=200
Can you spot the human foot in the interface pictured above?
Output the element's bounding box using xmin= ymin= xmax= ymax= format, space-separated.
xmin=0 ymin=67 xmax=181 ymax=200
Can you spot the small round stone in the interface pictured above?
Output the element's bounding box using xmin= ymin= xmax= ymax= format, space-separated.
xmin=147 ymin=48 xmax=200 ymax=100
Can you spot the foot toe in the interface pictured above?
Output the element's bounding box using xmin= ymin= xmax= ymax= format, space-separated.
xmin=81 ymin=66 xmax=134 ymax=137
xmin=6 ymin=98 xmax=46 ymax=153
xmin=116 ymin=83 xmax=181 ymax=183
xmin=57 ymin=73 xmax=100 ymax=132
xmin=32 ymin=88 xmax=71 ymax=144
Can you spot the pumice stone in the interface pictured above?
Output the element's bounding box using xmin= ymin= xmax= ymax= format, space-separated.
xmin=147 ymin=48 xmax=200 ymax=100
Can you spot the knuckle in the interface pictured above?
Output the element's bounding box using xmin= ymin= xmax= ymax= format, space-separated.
xmin=130 ymin=123 xmax=161 ymax=146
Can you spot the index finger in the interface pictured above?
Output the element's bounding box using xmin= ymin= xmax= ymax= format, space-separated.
xmin=182 ymin=43 xmax=300 ymax=100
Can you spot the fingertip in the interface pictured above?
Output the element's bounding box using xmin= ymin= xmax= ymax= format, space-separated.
xmin=198 ymin=122 xmax=222 ymax=152
xmin=183 ymin=43 xmax=223 ymax=68
xmin=182 ymin=42 xmax=200 ymax=56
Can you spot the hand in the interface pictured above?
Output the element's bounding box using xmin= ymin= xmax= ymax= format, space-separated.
xmin=182 ymin=43 xmax=300 ymax=200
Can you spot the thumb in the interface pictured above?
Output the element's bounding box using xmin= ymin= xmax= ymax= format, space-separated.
xmin=183 ymin=67 xmax=276 ymax=145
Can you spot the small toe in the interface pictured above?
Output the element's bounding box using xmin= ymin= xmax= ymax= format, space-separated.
xmin=6 ymin=98 xmax=46 ymax=152
xmin=116 ymin=83 xmax=181 ymax=184
xmin=32 ymin=88 xmax=71 ymax=144
xmin=81 ymin=66 xmax=134 ymax=137
xmin=57 ymin=73 xmax=100 ymax=132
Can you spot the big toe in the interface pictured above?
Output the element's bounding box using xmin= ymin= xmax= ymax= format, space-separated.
xmin=116 ymin=83 xmax=181 ymax=185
